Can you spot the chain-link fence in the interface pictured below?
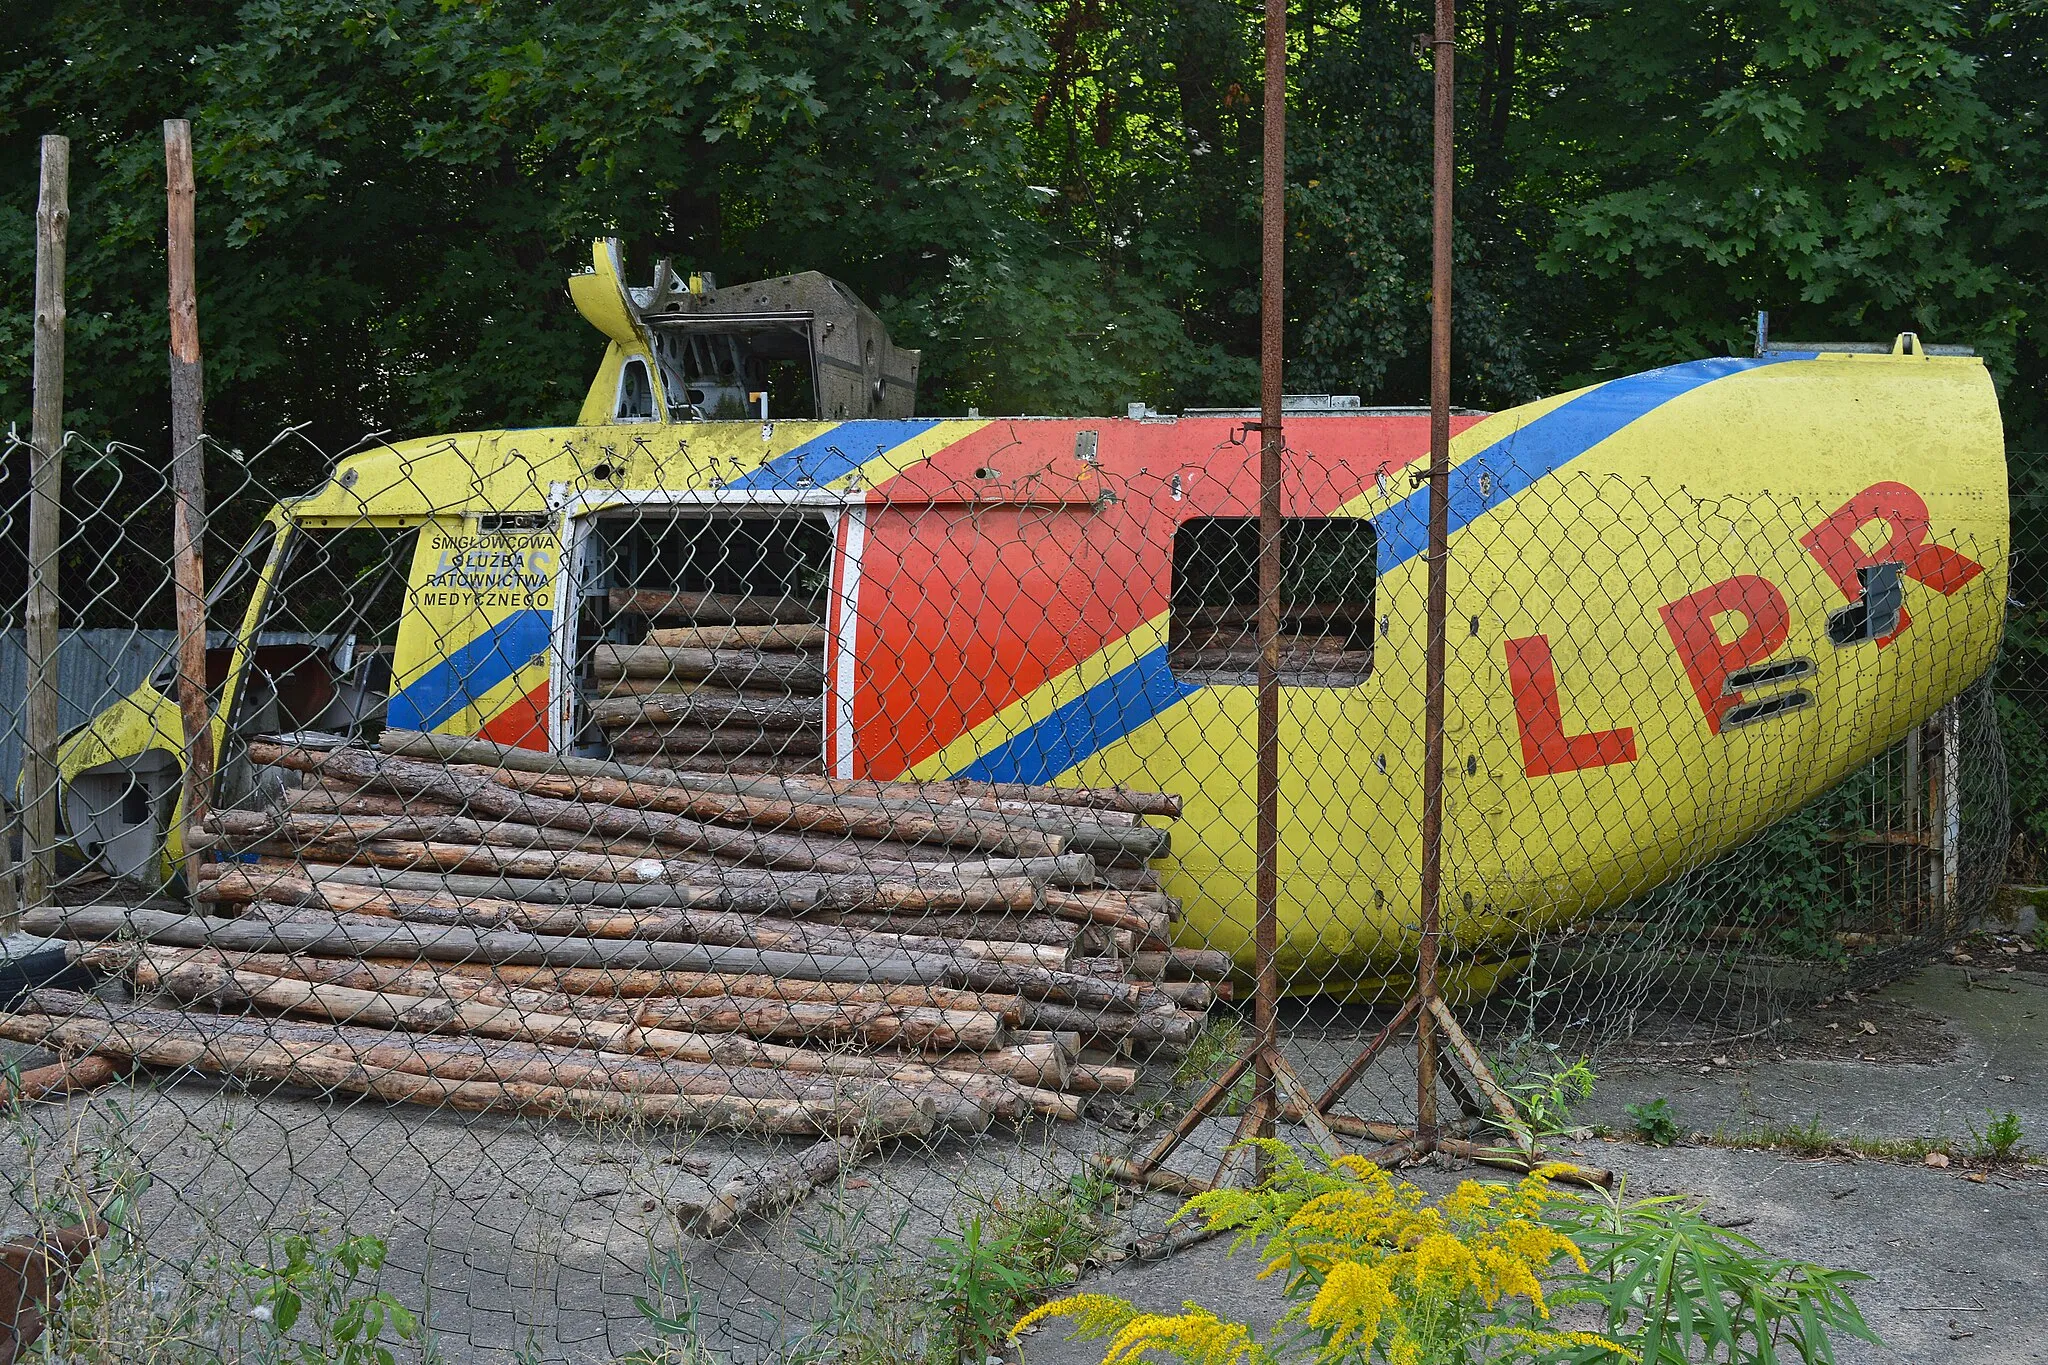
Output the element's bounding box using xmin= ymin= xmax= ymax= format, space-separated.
xmin=1997 ymin=470 xmax=2046 ymax=886
xmin=0 ymin=375 xmax=2015 ymax=1362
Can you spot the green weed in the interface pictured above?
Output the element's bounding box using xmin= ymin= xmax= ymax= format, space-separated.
xmin=1973 ymin=1110 xmax=2025 ymax=1161
xmin=793 ymin=1195 xmax=923 ymax=1365
xmin=926 ymin=1172 xmax=1115 ymax=1363
xmin=1709 ymin=1120 xmax=1960 ymax=1164
xmin=1488 ymin=1049 xmax=1597 ymax=1141
xmin=1626 ymin=1097 xmax=1681 ymax=1146
xmin=1728 ymin=1117 xmax=1835 ymax=1158
xmin=1552 ymin=1178 xmax=1881 ymax=1363
xmin=927 ymin=1215 xmax=1043 ymax=1363
xmin=1172 ymin=1018 xmax=1254 ymax=1115
xmin=241 ymin=1231 xmax=420 ymax=1365
xmin=615 ymin=1249 xmax=716 ymax=1364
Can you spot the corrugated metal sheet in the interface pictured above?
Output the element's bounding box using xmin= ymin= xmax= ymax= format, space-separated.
xmin=0 ymin=629 xmax=177 ymax=803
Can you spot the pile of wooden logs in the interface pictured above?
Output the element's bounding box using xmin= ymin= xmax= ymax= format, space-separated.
xmin=591 ymin=591 xmax=827 ymax=773
xmin=1169 ymin=604 xmax=1373 ymax=684
xmin=8 ymin=729 xmax=1229 ymax=1141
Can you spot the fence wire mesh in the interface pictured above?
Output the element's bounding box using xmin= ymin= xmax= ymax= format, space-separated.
xmin=0 ymin=411 xmax=2016 ymax=1364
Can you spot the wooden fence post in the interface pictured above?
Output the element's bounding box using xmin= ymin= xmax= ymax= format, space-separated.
xmin=166 ymin=119 xmax=213 ymax=894
xmin=22 ymin=135 xmax=69 ymax=917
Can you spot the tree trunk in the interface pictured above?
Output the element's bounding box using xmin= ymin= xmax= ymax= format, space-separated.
xmin=200 ymin=854 xmax=813 ymax=915
xmin=247 ymin=743 xmax=1023 ymax=880
xmin=223 ymin=859 xmax=1043 ymax=916
xmin=678 ymin=1133 xmax=874 ymax=1237
xmin=21 ymin=136 xmax=68 ymax=915
xmin=130 ymin=949 xmax=1007 ymax=1052
xmin=0 ymin=997 xmax=968 ymax=1137
xmin=607 ymin=590 xmax=820 ymax=624
xmin=26 ymin=905 xmax=1143 ymax=1011
xmin=207 ymin=874 xmax=1069 ymax=970
xmin=607 ymin=726 xmax=824 ymax=759
xmin=591 ymin=644 xmax=826 ymax=692
xmin=74 ymin=942 xmax=1024 ymax=1021
xmin=377 ymin=730 xmax=1178 ymax=818
xmin=0 ymin=1053 xmax=120 ymax=1108
xmin=483 ymin=769 xmax=1063 ymax=859
xmin=589 ymin=692 xmax=820 ymax=731
xmin=645 ymin=624 xmax=828 ymax=651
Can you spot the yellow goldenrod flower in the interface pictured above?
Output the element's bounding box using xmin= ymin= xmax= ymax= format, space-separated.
xmin=1442 ymin=1180 xmax=1497 ymax=1224
xmin=1044 ymin=1142 xmax=1616 ymax=1365
xmin=1410 ymin=1231 xmax=1483 ymax=1296
xmin=1502 ymin=1220 xmax=1588 ymax=1275
xmin=1473 ymin=1244 xmax=1546 ymax=1315
xmin=1100 ymin=1305 xmax=1266 ymax=1365
xmin=1012 ymin=1293 xmax=1139 ymax=1341
xmin=1478 ymin=1323 xmax=1639 ymax=1360
xmin=1303 ymin=1259 xmax=1394 ymax=1352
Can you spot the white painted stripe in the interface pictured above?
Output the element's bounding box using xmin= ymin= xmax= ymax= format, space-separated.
xmin=829 ymin=506 xmax=867 ymax=778
xmin=547 ymin=489 xmax=584 ymax=754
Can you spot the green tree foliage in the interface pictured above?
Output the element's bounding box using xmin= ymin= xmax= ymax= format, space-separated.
xmin=1523 ymin=0 xmax=2048 ymax=389
xmin=0 ymin=0 xmax=1075 ymax=441
xmin=7 ymin=1 xmax=2046 ymax=440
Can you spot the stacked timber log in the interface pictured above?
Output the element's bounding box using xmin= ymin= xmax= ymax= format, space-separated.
xmin=591 ymin=590 xmax=827 ymax=774
xmin=9 ymin=730 xmax=1228 ymax=1141
xmin=1168 ymin=603 xmax=1373 ymax=684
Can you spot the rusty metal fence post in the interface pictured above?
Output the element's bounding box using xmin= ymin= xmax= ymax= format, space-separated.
xmin=1413 ymin=0 xmax=1458 ymax=1151
xmin=1091 ymin=0 xmax=1346 ymax=1205
xmin=1248 ymin=0 xmax=1290 ymax=1160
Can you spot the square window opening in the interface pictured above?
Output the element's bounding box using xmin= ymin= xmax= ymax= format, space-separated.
xmin=1168 ymin=516 xmax=1375 ymax=686
xmin=575 ymin=511 xmax=834 ymax=774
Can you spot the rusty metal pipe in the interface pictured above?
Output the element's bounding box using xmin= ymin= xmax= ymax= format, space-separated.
xmin=1415 ymin=0 xmax=1457 ymax=1149
xmin=1250 ymin=0 xmax=1289 ymax=1152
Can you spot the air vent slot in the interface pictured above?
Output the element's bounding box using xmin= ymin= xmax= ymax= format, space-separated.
xmin=1723 ymin=690 xmax=1813 ymax=728
xmin=1723 ymin=657 xmax=1816 ymax=694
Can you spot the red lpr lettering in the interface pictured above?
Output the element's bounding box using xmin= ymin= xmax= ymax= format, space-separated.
xmin=1798 ymin=481 xmax=1983 ymax=645
xmin=1659 ymin=574 xmax=1790 ymax=734
xmin=1505 ymin=634 xmax=1637 ymax=776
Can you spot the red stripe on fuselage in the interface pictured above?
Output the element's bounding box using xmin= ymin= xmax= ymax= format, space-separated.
xmin=477 ymin=679 xmax=552 ymax=751
xmin=849 ymin=416 xmax=1474 ymax=777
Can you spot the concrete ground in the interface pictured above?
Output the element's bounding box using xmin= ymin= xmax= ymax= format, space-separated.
xmin=2 ymin=949 xmax=2042 ymax=1362
xmin=1024 ymin=959 xmax=2048 ymax=1365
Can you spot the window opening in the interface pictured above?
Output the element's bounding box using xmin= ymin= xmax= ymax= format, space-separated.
xmin=1169 ymin=516 xmax=1376 ymax=686
xmin=232 ymin=524 xmax=418 ymax=740
xmin=154 ymin=522 xmax=281 ymax=698
xmin=575 ymin=511 xmax=834 ymax=774
xmin=650 ymin=320 xmax=818 ymax=422
xmin=616 ymin=356 xmax=657 ymax=422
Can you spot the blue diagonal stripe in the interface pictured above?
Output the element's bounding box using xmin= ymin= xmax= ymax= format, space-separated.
xmin=725 ymin=420 xmax=941 ymax=492
xmin=948 ymin=353 xmax=1816 ymax=783
xmin=951 ymin=648 xmax=1200 ymax=787
xmin=387 ymin=609 xmax=554 ymax=734
xmin=1371 ymin=354 xmax=1815 ymax=574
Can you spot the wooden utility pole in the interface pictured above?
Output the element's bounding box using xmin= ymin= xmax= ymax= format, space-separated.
xmin=166 ymin=119 xmax=214 ymax=891
xmin=23 ymin=135 xmax=69 ymax=915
